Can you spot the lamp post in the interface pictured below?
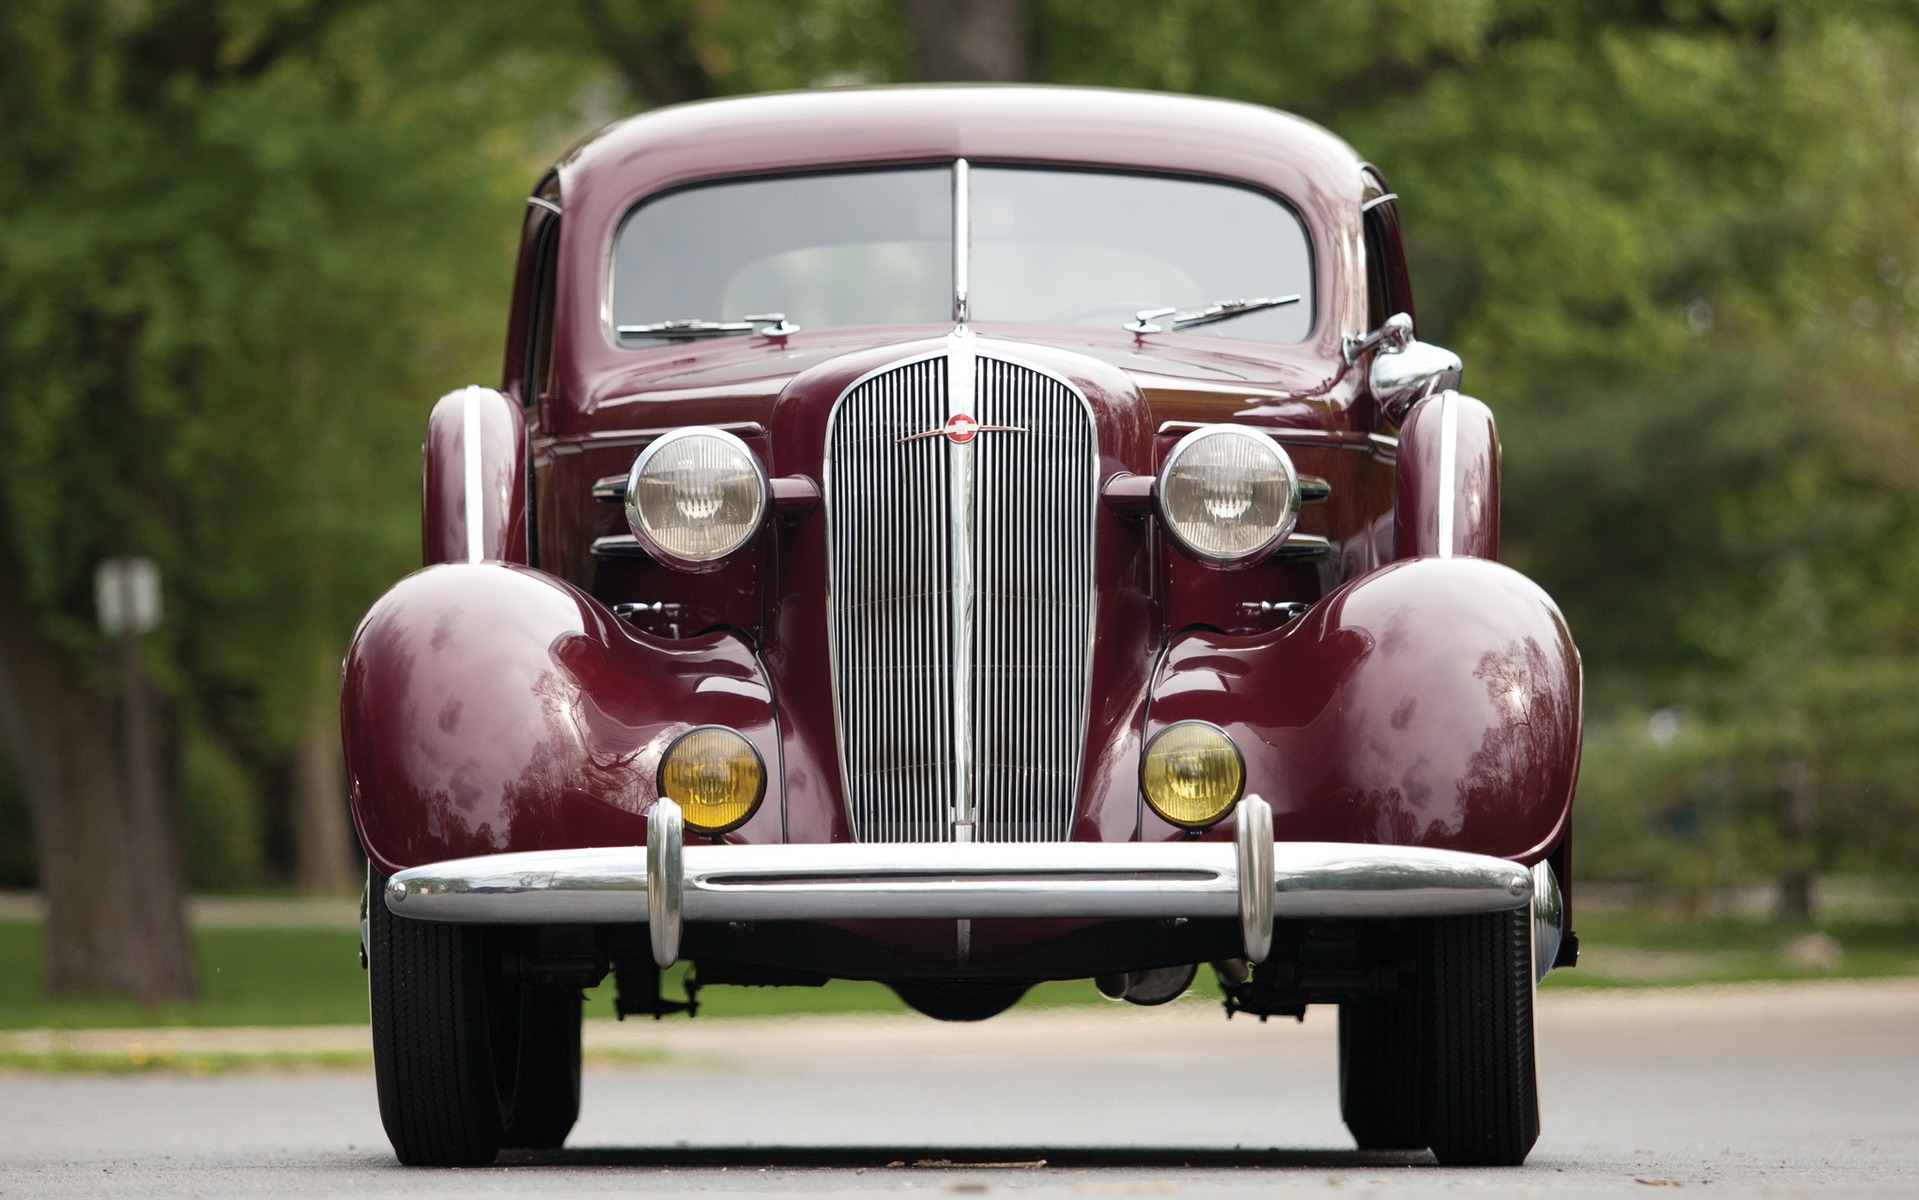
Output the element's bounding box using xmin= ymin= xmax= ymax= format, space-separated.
xmin=93 ymin=558 xmax=193 ymax=1005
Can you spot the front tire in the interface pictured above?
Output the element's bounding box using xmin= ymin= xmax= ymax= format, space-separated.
xmin=1338 ymin=984 xmax=1424 ymax=1150
xmin=499 ymin=986 xmax=582 ymax=1149
xmin=1420 ymin=908 xmax=1540 ymax=1166
xmin=368 ymin=873 xmax=504 ymax=1166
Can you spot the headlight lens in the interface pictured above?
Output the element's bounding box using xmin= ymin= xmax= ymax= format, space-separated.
xmin=625 ymin=428 xmax=768 ymax=567
xmin=658 ymin=725 xmax=765 ymax=834
xmin=1141 ymin=721 xmax=1244 ymax=828
xmin=1157 ymin=425 xmax=1300 ymax=564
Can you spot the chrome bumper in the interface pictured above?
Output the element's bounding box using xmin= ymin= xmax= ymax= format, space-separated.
xmin=384 ymin=798 xmax=1542 ymax=972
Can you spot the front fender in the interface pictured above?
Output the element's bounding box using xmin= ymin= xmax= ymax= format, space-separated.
xmin=342 ymin=562 xmax=781 ymax=874
xmin=1146 ymin=556 xmax=1580 ymax=861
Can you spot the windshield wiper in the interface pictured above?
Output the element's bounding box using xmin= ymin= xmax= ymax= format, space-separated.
xmin=616 ymin=313 xmax=799 ymax=339
xmin=1124 ymin=295 xmax=1301 ymax=334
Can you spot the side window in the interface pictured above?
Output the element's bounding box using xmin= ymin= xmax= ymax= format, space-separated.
xmin=1360 ymin=169 xmax=1416 ymax=333
xmin=524 ymin=213 xmax=560 ymax=409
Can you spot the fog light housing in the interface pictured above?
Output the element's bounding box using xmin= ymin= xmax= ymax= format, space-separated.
xmin=1141 ymin=721 xmax=1245 ymax=828
xmin=658 ymin=726 xmax=765 ymax=834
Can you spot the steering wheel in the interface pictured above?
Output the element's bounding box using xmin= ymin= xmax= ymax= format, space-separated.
xmin=1044 ymin=299 xmax=1169 ymax=326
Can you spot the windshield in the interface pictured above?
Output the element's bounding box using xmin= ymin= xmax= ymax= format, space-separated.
xmin=610 ymin=165 xmax=1314 ymax=343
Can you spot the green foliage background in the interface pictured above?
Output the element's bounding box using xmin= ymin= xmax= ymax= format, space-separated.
xmin=3 ymin=0 xmax=1917 ymax=902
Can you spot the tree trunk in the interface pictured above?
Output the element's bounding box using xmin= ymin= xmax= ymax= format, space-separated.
xmin=901 ymin=0 xmax=1031 ymax=82
xmin=577 ymin=0 xmax=721 ymax=108
xmin=0 ymin=568 xmax=198 ymax=1000
xmin=292 ymin=653 xmax=359 ymax=894
xmin=1775 ymin=754 xmax=1816 ymax=921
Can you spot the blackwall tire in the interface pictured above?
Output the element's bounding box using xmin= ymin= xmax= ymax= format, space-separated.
xmin=367 ymin=872 xmax=504 ymax=1167
xmin=1338 ymin=986 xmax=1424 ymax=1151
xmin=499 ymin=986 xmax=583 ymax=1150
xmin=1420 ymin=908 xmax=1540 ymax=1167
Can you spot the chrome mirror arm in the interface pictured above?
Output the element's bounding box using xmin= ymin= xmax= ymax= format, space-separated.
xmin=1363 ymin=312 xmax=1463 ymax=425
xmin=1342 ymin=311 xmax=1415 ymax=365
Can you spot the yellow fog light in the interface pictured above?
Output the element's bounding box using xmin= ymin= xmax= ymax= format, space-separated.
xmin=659 ymin=726 xmax=765 ymax=834
xmin=1141 ymin=721 xmax=1245 ymax=828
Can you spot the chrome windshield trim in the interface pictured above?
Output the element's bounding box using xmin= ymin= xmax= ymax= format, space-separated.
xmin=952 ymin=157 xmax=970 ymax=325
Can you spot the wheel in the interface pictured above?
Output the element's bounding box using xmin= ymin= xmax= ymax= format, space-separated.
xmin=367 ymin=871 xmax=505 ymax=1165
xmin=499 ymin=985 xmax=582 ymax=1149
xmin=1338 ymin=984 xmax=1423 ymax=1150
xmin=368 ymin=873 xmax=585 ymax=1163
xmin=1419 ymin=909 xmax=1540 ymax=1166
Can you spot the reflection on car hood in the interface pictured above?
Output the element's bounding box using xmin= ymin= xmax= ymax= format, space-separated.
xmin=585 ymin=323 xmax=1339 ymax=420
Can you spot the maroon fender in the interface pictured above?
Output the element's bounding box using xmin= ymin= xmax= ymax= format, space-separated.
xmin=1145 ymin=556 xmax=1580 ymax=861
xmin=1395 ymin=391 xmax=1499 ymax=560
xmin=342 ymin=562 xmax=781 ymax=875
xmin=422 ymin=386 xmax=528 ymax=566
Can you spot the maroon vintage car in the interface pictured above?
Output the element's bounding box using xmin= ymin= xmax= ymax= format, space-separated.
xmin=344 ymin=85 xmax=1580 ymax=1167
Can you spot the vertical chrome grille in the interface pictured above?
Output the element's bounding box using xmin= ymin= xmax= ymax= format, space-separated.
xmin=825 ymin=350 xmax=1094 ymax=843
xmin=971 ymin=358 xmax=1094 ymax=841
xmin=826 ymin=357 xmax=954 ymax=842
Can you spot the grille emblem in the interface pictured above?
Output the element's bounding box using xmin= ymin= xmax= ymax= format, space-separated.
xmin=899 ymin=412 xmax=1026 ymax=444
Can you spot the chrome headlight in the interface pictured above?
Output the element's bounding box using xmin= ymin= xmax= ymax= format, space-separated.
xmin=1156 ymin=424 xmax=1300 ymax=565
xmin=625 ymin=427 xmax=768 ymax=569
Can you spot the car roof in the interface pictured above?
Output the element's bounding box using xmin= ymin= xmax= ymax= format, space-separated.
xmin=557 ymin=84 xmax=1365 ymax=214
xmin=546 ymin=87 xmax=1373 ymax=390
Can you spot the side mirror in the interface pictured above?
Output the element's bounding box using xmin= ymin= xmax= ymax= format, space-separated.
xmin=1350 ymin=313 xmax=1462 ymax=426
xmin=1343 ymin=311 xmax=1414 ymax=364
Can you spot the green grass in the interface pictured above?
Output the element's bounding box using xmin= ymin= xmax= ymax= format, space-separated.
xmin=1540 ymin=909 xmax=1919 ymax=990
xmin=0 ymin=911 xmax=1914 ymax=1031
xmin=0 ymin=1048 xmax=374 ymax=1074
xmin=0 ymin=920 xmax=1128 ymax=1030
xmin=0 ymin=922 xmax=368 ymax=1029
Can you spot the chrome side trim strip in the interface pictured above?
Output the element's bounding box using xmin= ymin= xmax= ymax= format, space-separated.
xmin=1435 ymin=389 xmax=1458 ymax=558
xmin=462 ymin=387 xmax=485 ymax=563
xmin=383 ymin=841 xmax=1532 ymax=927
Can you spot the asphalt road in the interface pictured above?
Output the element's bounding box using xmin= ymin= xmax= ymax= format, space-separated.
xmin=0 ymin=979 xmax=1914 ymax=1197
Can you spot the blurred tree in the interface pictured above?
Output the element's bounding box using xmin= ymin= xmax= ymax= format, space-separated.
xmin=6 ymin=0 xmax=1919 ymax=999
xmin=1031 ymin=0 xmax=1919 ymax=908
xmin=902 ymin=0 xmax=1030 ymax=81
xmin=582 ymin=0 xmax=910 ymax=98
xmin=0 ymin=0 xmax=596 ymax=994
